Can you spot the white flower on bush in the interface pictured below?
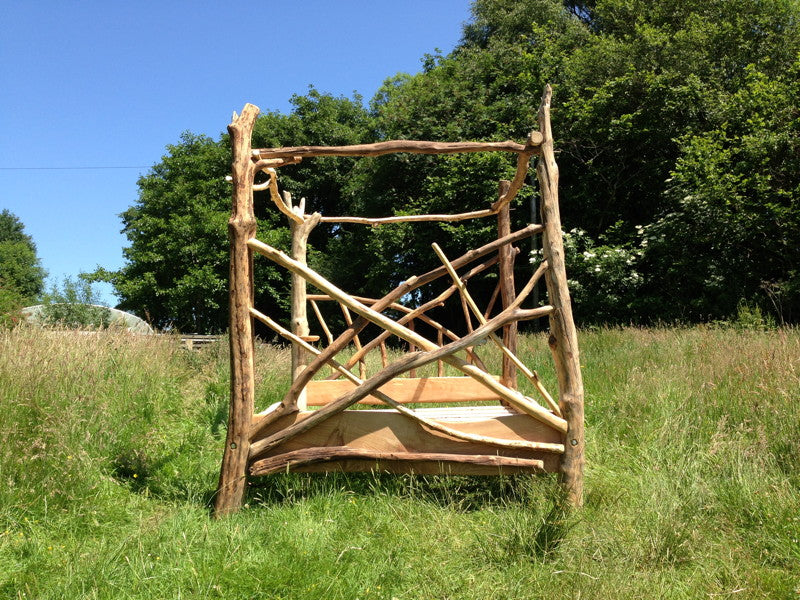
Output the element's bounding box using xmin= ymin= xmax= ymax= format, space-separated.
xmin=535 ymin=227 xmax=644 ymax=316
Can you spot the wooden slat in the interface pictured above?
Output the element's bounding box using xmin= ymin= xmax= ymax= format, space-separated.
xmin=385 ymin=405 xmax=517 ymax=422
xmin=305 ymin=376 xmax=502 ymax=406
xmin=250 ymin=408 xmax=564 ymax=474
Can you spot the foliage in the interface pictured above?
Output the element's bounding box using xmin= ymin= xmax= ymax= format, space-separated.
xmin=1 ymin=326 xmax=798 ymax=597
xmin=102 ymin=0 xmax=800 ymax=328
xmin=0 ymin=280 xmax=26 ymax=329
xmin=96 ymin=91 xmax=373 ymax=333
xmin=39 ymin=276 xmax=113 ymax=329
xmin=0 ymin=209 xmax=45 ymax=302
xmin=547 ymin=226 xmax=644 ymax=323
xmin=642 ymin=61 xmax=800 ymax=322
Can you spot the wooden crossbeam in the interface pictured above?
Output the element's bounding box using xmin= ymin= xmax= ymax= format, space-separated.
xmin=251 ymin=138 xmax=542 ymax=160
xmin=250 ymin=448 xmax=545 ymax=476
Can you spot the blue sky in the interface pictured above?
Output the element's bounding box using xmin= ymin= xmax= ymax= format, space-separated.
xmin=1 ymin=1 xmax=472 ymax=305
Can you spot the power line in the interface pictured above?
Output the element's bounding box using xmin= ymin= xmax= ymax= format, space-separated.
xmin=0 ymin=165 xmax=151 ymax=171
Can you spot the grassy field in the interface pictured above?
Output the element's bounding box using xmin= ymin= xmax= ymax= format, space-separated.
xmin=0 ymin=325 xmax=798 ymax=599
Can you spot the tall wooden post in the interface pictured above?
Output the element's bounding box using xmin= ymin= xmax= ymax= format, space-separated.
xmin=214 ymin=104 xmax=260 ymax=518
xmin=289 ymin=200 xmax=320 ymax=410
xmin=497 ymin=181 xmax=518 ymax=390
xmin=535 ymin=86 xmax=585 ymax=507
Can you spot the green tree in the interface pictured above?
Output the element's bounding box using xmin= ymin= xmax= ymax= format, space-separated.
xmin=0 ymin=209 xmax=46 ymax=301
xmin=102 ymin=0 xmax=800 ymax=327
xmin=367 ymin=0 xmax=800 ymax=324
xmin=642 ymin=60 xmax=800 ymax=322
xmin=97 ymin=90 xmax=373 ymax=332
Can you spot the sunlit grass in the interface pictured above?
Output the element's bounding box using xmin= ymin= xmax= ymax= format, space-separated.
xmin=0 ymin=324 xmax=798 ymax=598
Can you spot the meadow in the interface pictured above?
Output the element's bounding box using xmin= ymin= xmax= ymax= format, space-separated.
xmin=0 ymin=325 xmax=797 ymax=599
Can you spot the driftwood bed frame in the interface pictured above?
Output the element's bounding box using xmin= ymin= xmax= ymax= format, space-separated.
xmin=214 ymin=86 xmax=584 ymax=518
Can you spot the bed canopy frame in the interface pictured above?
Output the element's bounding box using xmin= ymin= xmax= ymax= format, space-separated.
xmin=214 ymin=86 xmax=584 ymax=518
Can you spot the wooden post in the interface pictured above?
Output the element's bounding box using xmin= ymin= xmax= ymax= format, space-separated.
xmin=214 ymin=104 xmax=260 ymax=518
xmin=289 ymin=198 xmax=320 ymax=410
xmin=497 ymin=181 xmax=518 ymax=389
xmin=536 ymin=85 xmax=585 ymax=507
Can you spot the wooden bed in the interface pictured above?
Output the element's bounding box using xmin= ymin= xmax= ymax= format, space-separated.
xmin=214 ymin=85 xmax=584 ymax=517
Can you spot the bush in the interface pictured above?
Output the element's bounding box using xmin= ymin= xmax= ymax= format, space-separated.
xmin=535 ymin=226 xmax=645 ymax=325
xmin=40 ymin=276 xmax=112 ymax=329
xmin=0 ymin=279 xmax=26 ymax=329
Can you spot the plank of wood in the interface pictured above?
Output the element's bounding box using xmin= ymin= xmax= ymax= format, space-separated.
xmin=305 ymin=376 xmax=503 ymax=406
xmin=250 ymin=447 xmax=545 ymax=476
xmin=251 ymin=408 xmax=563 ymax=472
xmin=319 ymin=209 xmax=496 ymax=225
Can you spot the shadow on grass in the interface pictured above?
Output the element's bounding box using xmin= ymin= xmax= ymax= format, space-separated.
xmin=247 ymin=471 xmax=558 ymax=513
xmin=473 ymin=487 xmax=575 ymax=564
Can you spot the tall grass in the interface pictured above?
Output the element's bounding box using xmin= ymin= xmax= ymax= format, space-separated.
xmin=0 ymin=325 xmax=797 ymax=598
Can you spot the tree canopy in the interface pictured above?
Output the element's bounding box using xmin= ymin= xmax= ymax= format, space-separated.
xmin=0 ymin=209 xmax=45 ymax=301
xmin=99 ymin=0 xmax=800 ymax=330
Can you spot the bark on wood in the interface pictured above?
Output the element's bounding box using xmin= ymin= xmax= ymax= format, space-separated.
xmin=247 ymin=238 xmax=565 ymax=434
xmin=484 ymin=281 xmax=502 ymax=319
xmin=380 ymin=340 xmax=388 ymax=368
xmin=320 ymin=209 xmax=496 ymax=225
xmin=491 ymin=132 xmax=539 ymax=211
xmin=248 ymin=304 xmax=555 ymax=458
xmin=408 ymin=319 xmax=418 ymax=377
xmin=536 ymin=85 xmax=585 ymax=507
xmin=310 ymin=299 xmax=334 ymax=345
xmin=214 ymin=103 xmax=260 ymax=518
xmin=259 ymin=224 xmax=542 ymax=435
xmin=497 ymin=197 xmax=518 ymax=389
xmin=253 ymin=168 xmax=303 ymax=224
xmin=252 ymin=138 xmax=542 ymax=160
xmin=248 ymin=307 xmax=563 ymax=454
xmin=250 ymin=447 xmax=545 ymax=476
xmin=437 ymin=330 xmax=444 ymax=376
xmin=289 ymin=209 xmax=321 ymax=410
xmin=339 ymin=305 xmax=367 ymax=379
